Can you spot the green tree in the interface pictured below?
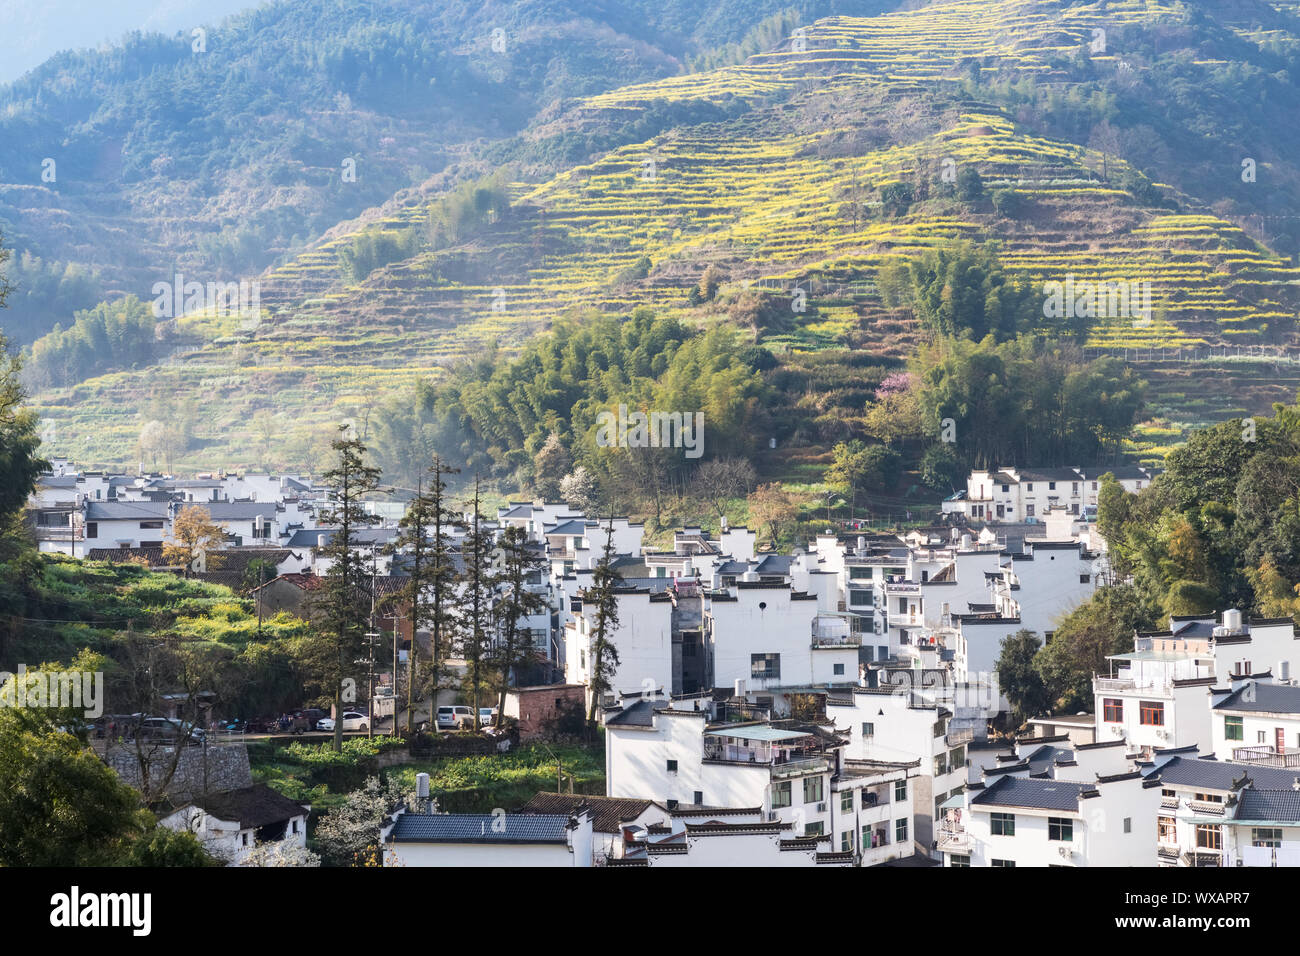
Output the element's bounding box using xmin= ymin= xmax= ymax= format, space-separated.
xmin=585 ymin=518 xmax=624 ymax=732
xmin=996 ymin=629 xmax=1053 ymax=727
xmin=493 ymin=525 xmax=550 ymax=718
xmin=308 ymin=427 xmax=382 ymax=752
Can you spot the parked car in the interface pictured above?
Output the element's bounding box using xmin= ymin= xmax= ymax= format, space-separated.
xmin=316 ymin=711 xmax=369 ymax=732
xmin=436 ymin=705 xmax=475 ymax=730
xmin=95 ymin=714 xmax=142 ymax=739
xmin=478 ymin=707 xmax=498 ymax=728
xmin=137 ymin=717 xmax=204 ymax=745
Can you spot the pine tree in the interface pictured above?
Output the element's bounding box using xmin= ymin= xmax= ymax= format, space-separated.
xmin=459 ymin=476 xmax=500 ymax=731
xmin=310 ymin=427 xmax=382 ymax=752
xmin=585 ymin=517 xmax=624 ymax=732
xmin=493 ymin=525 xmax=550 ymax=720
xmin=388 ymin=453 xmax=461 ymax=733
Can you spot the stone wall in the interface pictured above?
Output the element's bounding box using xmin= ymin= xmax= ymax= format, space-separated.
xmin=105 ymin=743 xmax=252 ymax=803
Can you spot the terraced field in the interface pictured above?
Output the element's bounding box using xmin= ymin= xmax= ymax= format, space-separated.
xmin=30 ymin=0 xmax=1300 ymax=470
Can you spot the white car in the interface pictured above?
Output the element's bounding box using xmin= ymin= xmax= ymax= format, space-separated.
xmin=436 ymin=705 xmax=474 ymax=730
xmin=478 ymin=707 xmax=498 ymax=728
xmin=316 ymin=711 xmax=369 ymax=732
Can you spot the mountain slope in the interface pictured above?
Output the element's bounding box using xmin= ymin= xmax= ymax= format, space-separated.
xmin=22 ymin=0 xmax=1300 ymax=471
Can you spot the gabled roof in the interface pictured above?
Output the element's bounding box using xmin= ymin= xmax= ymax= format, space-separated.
xmin=518 ymin=793 xmax=653 ymax=833
xmin=190 ymin=784 xmax=308 ymax=829
xmin=970 ymin=775 xmax=1089 ymax=812
xmin=1146 ymin=755 xmax=1300 ymax=791
xmin=387 ymin=812 xmax=570 ymax=844
xmin=1235 ymin=789 xmax=1300 ymax=823
xmin=1214 ymin=682 xmax=1300 ymax=716
xmin=545 ymin=519 xmax=588 ymax=537
xmin=84 ymin=501 xmax=171 ymax=520
xmin=604 ymin=699 xmax=670 ymax=727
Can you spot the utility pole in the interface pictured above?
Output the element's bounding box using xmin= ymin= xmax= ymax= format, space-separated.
xmin=366 ymin=545 xmax=378 ymax=740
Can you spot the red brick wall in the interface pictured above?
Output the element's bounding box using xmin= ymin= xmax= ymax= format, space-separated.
xmin=511 ymin=685 xmax=585 ymax=739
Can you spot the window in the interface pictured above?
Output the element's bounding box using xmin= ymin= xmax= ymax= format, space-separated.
xmin=1048 ymin=481 xmax=1057 ymax=491
xmin=1258 ymin=730 xmax=1268 ymax=744
xmin=751 ymin=653 xmax=780 ymax=679
xmin=1196 ymin=824 xmax=1222 ymax=850
xmin=241 ymin=833 xmax=249 ymax=846
xmin=840 ymin=830 xmax=855 ymax=852
xmin=1103 ymin=698 xmax=1123 ymax=723
xmin=862 ymin=722 xmax=874 ymax=737
xmin=1026 ymin=504 xmax=1035 ymax=517
xmin=803 ymin=776 xmax=824 ymax=804
xmin=772 ymin=781 xmax=792 ymax=808
xmin=1139 ymin=701 xmax=1164 ymax=726
xmin=895 ymin=818 xmax=909 ymax=844
xmin=1158 ymin=817 xmax=1176 ymax=844
xmin=1079 ymin=573 xmax=1090 ymax=583
xmin=849 ymin=590 xmax=872 ymax=607
xmin=1026 ymin=483 xmax=1034 ymax=491
xmin=1048 ymin=817 xmax=1073 ymax=842
xmin=1252 ymin=828 xmax=1282 ymax=848
xmin=933 ymin=718 xmax=947 ymax=738
xmin=666 ymin=760 xmax=678 ymax=773
xmin=991 ymin=859 xmax=1016 ymax=867
xmin=894 ymin=779 xmax=908 ymax=802
xmin=139 ymin=520 xmax=164 ymax=529
xmin=1123 ymin=817 xmax=1132 ymax=834
xmin=949 ymin=854 xmax=970 ymax=867
xmin=833 ymin=663 xmax=845 ymax=676
xmin=841 ymin=791 xmax=853 ymax=813
xmin=86 ymin=522 xmax=98 ymax=537
xmin=693 ymin=790 xmax=703 ymax=805
xmin=991 ymin=812 xmax=1015 ymax=836
xmin=1224 ymin=716 xmax=1243 ymax=741
xmin=803 ymin=822 xmax=824 ymax=836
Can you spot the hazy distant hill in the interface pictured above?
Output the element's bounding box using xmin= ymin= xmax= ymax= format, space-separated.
xmin=11 ymin=0 xmax=1300 ymax=472
xmin=0 ymin=0 xmax=884 ymax=343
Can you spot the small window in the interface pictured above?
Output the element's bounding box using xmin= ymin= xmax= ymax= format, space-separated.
xmin=693 ymin=790 xmax=703 ymax=805
xmin=1196 ymin=824 xmax=1222 ymax=851
xmin=1252 ymin=828 xmax=1282 ymax=848
xmin=1158 ymin=817 xmax=1177 ymax=844
xmin=1103 ymin=698 xmax=1123 ymax=723
xmin=1123 ymin=817 xmax=1131 ymax=834
xmin=803 ymin=776 xmax=824 ymax=804
xmin=1224 ymin=716 xmax=1243 ymax=741
xmin=840 ymin=830 xmax=855 ymax=852
xmin=1048 ymin=817 xmax=1073 ymax=842
xmin=841 ymin=791 xmax=853 ymax=813
xmin=949 ymin=854 xmax=970 ymax=867
xmin=1139 ymin=701 xmax=1164 ymax=726
xmin=750 ymin=653 xmax=780 ymax=679
xmin=666 ymin=760 xmax=678 ymax=773
xmin=86 ymin=522 xmax=98 ymax=537
xmin=991 ymin=858 xmax=1016 ymax=867
xmin=895 ymin=818 xmax=908 ymax=844
xmin=772 ymin=780 xmax=792 ymax=808
xmin=991 ymin=812 xmax=1015 ymax=836
xmin=862 ymin=722 xmax=874 ymax=737
xmin=894 ymin=779 xmax=908 ymax=802
xmin=1079 ymin=574 xmax=1090 ymax=584
xmin=833 ymin=663 xmax=845 ymax=676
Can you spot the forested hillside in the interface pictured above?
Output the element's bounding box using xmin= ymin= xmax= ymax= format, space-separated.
xmin=5 ymin=0 xmax=1300 ymax=486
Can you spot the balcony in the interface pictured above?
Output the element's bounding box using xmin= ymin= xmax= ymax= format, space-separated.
xmin=945 ymin=728 xmax=974 ymax=747
xmin=769 ymin=756 xmax=831 ymax=779
xmin=1231 ymin=746 xmax=1300 ymax=769
xmin=1187 ymin=800 xmax=1225 ymax=816
xmin=1093 ymin=677 xmax=1171 ymax=696
xmin=937 ymin=823 xmax=970 ymax=852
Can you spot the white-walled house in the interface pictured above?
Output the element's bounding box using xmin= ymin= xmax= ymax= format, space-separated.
xmin=1095 ymin=611 xmax=1298 ymax=757
xmin=1210 ymin=680 xmax=1300 ymax=764
xmin=940 ymin=771 xmax=1161 ymax=867
xmin=1141 ymin=750 xmax=1300 ymax=866
xmin=943 ymin=466 xmax=1154 ymax=523
xmin=385 ymin=807 xmax=596 ymax=867
xmin=160 ymin=784 xmax=309 ymax=866
xmin=826 ymin=686 xmax=968 ymax=848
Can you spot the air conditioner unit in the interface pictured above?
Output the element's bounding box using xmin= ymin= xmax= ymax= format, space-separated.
xmin=1058 ymin=846 xmax=1071 ymax=858
xmin=1110 ymin=725 xmax=1124 ymax=736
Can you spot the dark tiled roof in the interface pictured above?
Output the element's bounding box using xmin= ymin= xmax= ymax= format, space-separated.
xmin=1146 ymin=756 xmax=1300 ymax=791
xmin=388 ymin=813 xmax=570 ymax=844
xmin=283 ymin=527 xmax=398 ymax=548
xmin=85 ymin=501 xmax=171 ymax=520
xmin=604 ymin=699 xmax=670 ymax=726
xmin=1236 ymin=789 xmax=1300 ymax=823
xmin=970 ymin=775 xmax=1088 ymax=811
xmin=191 ymin=784 xmax=308 ymax=829
xmin=518 ymin=793 xmax=652 ymax=833
xmin=1215 ymin=682 xmax=1300 ymax=716
xmin=86 ymin=546 xmax=167 ymax=565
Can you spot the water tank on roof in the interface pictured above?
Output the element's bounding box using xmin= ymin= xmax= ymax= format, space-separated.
xmin=1223 ymin=608 xmax=1243 ymax=633
xmin=317 ymin=533 xmax=328 ymax=549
